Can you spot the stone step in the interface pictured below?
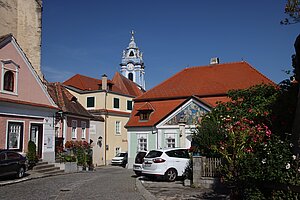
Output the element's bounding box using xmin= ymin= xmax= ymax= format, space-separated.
xmin=34 ymin=166 xmax=61 ymax=173
xmin=35 ymin=161 xmax=48 ymax=166
xmin=43 ymin=169 xmax=65 ymax=175
xmin=33 ymin=163 xmax=55 ymax=170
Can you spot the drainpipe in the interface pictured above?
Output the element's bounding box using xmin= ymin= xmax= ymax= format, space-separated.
xmin=102 ymin=74 xmax=108 ymax=165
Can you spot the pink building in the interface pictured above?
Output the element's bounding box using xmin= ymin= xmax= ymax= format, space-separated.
xmin=0 ymin=34 xmax=58 ymax=162
xmin=47 ymin=82 xmax=92 ymax=155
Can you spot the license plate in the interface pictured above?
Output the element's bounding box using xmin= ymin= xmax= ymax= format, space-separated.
xmin=145 ymin=164 xmax=151 ymax=167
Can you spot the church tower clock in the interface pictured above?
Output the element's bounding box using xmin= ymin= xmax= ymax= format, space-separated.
xmin=120 ymin=31 xmax=146 ymax=90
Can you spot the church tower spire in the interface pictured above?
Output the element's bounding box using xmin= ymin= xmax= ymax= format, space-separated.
xmin=120 ymin=30 xmax=146 ymax=90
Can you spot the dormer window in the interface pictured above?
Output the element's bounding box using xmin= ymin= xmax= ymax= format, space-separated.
xmin=1 ymin=60 xmax=19 ymax=95
xmin=4 ymin=71 xmax=14 ymax=92
xmin=140 ymin=111 xmax=151 ymax=121
xmin=137 ymin=102 xmax=154 ymax=121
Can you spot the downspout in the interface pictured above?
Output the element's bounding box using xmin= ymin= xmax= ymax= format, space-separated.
xmin=102 ymin=74 xmax=108 ymax=165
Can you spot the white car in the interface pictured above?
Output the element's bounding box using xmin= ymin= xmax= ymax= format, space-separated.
xmin=111 ymin=152 xmax=128 ymax=167
xmin=142 ymin=148 xmax=190 ymax=181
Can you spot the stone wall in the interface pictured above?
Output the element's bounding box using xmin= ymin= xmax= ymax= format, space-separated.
xmin=0 ymin=0 xmax=43 ymax=79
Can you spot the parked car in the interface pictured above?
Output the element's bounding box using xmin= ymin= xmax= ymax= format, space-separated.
xmin=133 ymin=151 xmax=147 ymax=176
xmin=0 ymin=150 xmax=28 ymax=178
xmin=111 ymin=152 xmax=128 ymax=167
xmin=142 ymin=148 xmax=190 ymax=181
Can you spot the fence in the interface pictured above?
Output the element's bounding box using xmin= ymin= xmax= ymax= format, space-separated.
xmin=192 ymin=156 xmax=222 ymax=188
xmin=201 ymin=157 xmax=222 ymax=177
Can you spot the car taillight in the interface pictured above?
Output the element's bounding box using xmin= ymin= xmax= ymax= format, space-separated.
xmin=153 ymin=158 xmax=165 ymax=163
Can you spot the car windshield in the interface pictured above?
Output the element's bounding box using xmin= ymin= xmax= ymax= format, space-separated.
xmin=145 ymin=150 xmax=163 ymax=158
xmin=116 ymin=153 xmax=126 ymax=157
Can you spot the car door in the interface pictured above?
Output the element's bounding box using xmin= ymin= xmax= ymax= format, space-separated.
xmin=0 ymin=152 xmax=9 ymax=176
xmin=6 ymin=152 xmax=20 ymax=174
xmin=168 ymin=149 xmax=189 ymax=176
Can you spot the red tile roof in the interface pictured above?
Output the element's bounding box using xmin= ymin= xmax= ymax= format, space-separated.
xmin=63 ymin=72 xmax=143 ymax=97
xmin=47 ymin=82 xmax=92 ymax=118
xmin=136 ymin=61 xmax=274 ymax=101
xmin=126 ymin=99 xmax=185 ymax=127
xmin=137 ymin=102 xmax=155 ymax=111
xmin=126 ymin=61 xmax=275 ymax=127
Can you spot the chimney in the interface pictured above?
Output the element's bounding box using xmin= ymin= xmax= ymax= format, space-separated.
xmin=210 ymin=57 xmax=220 ymax=65
xmin=102 ymin=74 xmax=107 ymax=91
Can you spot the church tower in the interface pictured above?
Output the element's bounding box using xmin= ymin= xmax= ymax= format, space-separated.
xmin=120 ymin=31 xmax=145 ymax=90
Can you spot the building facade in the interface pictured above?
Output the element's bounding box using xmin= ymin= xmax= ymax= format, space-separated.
xmin=63 ymin=72 xmax=144 ymax=164
xmin=0 ymin=34 xmax=57 ymax=162
xmin=0 ymin=0 xmax=43 ymax=79
xmin=126 ymin=61 xmax=275 ymax=168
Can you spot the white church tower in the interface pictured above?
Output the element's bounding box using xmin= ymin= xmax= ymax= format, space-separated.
xmin=120 ymin=30 xmax=145 ymax=90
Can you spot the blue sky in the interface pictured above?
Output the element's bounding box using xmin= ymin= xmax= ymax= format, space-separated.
xmin=42 ymin=1 xmax=299 ymax=89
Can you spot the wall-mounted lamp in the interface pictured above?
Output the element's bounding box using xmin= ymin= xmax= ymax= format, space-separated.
xmin=97 ymin=136 xmax=103 ymax=148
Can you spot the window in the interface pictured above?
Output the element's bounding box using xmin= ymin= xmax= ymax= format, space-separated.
xmin=113 ymin=98 xmax=119 ymax=109
xmin=166 ymin=137 xmax=175 ymax=148
xmin=115 ymin=147 xmax=120 ymax=155
xmin=127 ymin=100 xmax=133 ymax=111
xmin=129 ymin=51 xmax=134 ymax=56
xmin=4 ymin=71 xmax=14 ymax=92
xmin=138 ymin=136 xmax=147 ymax=151
xmin=140 ymin=112 xmax=150 ymax=121
xmin=71 ymin=120 xmax=77 ymax=139
xmin=128 ymin=73 xmax=133 ymax=81
xmin=115 ymin=121 xmax=121 ymax=135
xmin=87 ymin=97 xmax=95 ymax=108
xmin=7 ymin=122 xmax=23 ymax=151
xmin=7 ymin=152 xmax=20 ymax=160
xmin=166 ymin=149 xmax=189 ymax=158
xmin=81 ymin=121 xmax=86 ymax=139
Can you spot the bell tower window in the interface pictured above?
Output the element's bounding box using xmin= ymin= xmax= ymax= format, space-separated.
xmin=129 ymin=51 xmax=134 ymax=57
xmin=128 ymin=73 xmax=133 ymax=81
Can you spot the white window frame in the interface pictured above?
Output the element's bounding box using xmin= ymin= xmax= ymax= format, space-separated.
xmin=115 ymin=121 xmax=121 ymax=135
xmin=71 ymin=120 xmax=77 ymax=139
xmin=1 ymin=60 xmax=19 ymax=95
xmin=165 ymin=134 xmax=176 ymax=148
xmin=127 ymin=100 xmax=133 ymax=111
xmin=137 ymin=134 xmax=147 ymax=151
xmin=113 ymin=98 xmax=120 ymax=110
xmin=81 ymin=121 xmax=86 ymax=139
xmin=6 ymin=120 xmax=24 ymax=151
xmin=86 ymin=96 xmax=95 ymax=109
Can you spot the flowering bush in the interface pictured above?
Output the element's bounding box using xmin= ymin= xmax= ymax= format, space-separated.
xmin=63 ymin=140 xmax=92 ymax=167
xmin=193 ymin=83 xmax=300 ymax=199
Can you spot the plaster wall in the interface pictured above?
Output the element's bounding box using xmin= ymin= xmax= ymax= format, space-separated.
xmin=0 ymin=0 xmax=42 ymax=78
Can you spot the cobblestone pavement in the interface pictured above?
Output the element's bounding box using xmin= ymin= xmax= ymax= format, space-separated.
xmin=1 ymin=166 xmax=230 ymax=200
xmin=138 ymin=176 xmax=229 ymax=200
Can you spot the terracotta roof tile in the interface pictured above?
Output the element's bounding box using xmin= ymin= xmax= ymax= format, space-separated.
xmin=127 ymin=61 xmax=275 ymax=127
xmin=126 ymin=99 xmax=185 ymax=127
xmin=63 ymin=72 xmax=144 ymax=97
xmin=47 ymin=82 xmax=92 ymax=118
xmin=137 ymin=102 xmax=155 ymax=111
xmin=136 ymin=61 xmax=274 ymax=101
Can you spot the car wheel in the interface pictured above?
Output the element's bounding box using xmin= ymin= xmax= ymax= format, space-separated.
xmin=16 ymin=167 xmax=25 ymax=178
xmin=165 ymin=168 xmax=177 ymax=182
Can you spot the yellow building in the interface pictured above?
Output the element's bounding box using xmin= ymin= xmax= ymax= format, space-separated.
xmin=63 ymin=72 xmax=144 ymax=164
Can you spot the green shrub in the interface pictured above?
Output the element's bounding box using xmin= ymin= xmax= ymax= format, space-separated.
xmin=26 ymin=141 xmax=38 ymax=169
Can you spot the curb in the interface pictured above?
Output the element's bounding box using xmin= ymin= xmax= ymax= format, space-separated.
xmin=135 ymin=177 xmax=157 ymax=200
